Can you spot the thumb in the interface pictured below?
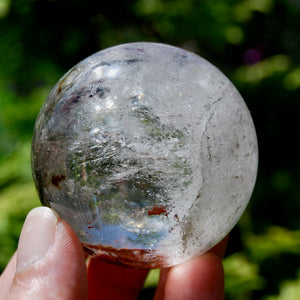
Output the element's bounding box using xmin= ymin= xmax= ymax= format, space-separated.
xmin=5 ymin=207 xmax=88 ymax=300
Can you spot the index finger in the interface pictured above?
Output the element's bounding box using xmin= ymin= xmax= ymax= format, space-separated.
xmin=87 ymin=257 xmax=149 ymax=300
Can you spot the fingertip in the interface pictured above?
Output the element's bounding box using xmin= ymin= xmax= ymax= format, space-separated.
xmin=87 ymin=256 xmax=148 ymax=300
xmin=7 ymin=207 xmax=88 ymax=300
xmin=155 ymin=252 xmax=224 ymax=300
xmin=16 ymin=207 xmax=58 ymax=273
xmin=209 ymin=235 xmax=229 ymax=259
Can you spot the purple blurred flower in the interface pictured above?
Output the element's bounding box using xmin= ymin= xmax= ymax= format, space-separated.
xmin=243 ymin=49 xmax=262 ymax=65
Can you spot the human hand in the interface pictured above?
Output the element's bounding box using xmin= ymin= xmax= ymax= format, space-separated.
xmin=0 ymin=207 xmax=227 ymax=300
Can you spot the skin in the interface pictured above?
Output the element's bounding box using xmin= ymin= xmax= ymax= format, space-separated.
xmin=0 ymin=207 xmax=227 ymax=300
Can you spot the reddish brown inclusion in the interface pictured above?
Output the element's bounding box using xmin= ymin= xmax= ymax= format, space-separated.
xmin=51 ymin=174 xmax=66 ymax=188
xmin=83 ymin=244 xmax=167 ymax=269
xmin=147 ymin=205 xmax=168 ymax=216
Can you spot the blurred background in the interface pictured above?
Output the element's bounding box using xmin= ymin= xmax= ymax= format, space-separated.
xmin=0 ymin=0 xmax=299 ymax=299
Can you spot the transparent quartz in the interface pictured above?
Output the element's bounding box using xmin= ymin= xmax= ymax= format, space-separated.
xmin=32 ymin=42 xmax=258 ymax=268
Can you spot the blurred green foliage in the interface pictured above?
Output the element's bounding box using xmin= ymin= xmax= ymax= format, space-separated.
xmin=0 ymin=0 xmax=300 ymax=299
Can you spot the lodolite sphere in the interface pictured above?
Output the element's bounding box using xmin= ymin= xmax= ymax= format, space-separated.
xmin=32 ymin=42 xmax=258 ymax=268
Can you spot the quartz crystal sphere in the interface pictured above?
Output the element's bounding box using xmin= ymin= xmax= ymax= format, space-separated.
xmin=32 ymin=42 xmax=258 ymax=268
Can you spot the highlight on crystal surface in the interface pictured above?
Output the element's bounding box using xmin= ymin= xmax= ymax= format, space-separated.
xmin=31 ymin=42 xmax=258 ymax=268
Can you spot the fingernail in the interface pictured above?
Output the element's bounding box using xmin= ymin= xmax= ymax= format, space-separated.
xmin=16 ymin=207 xmax=58 ymax=273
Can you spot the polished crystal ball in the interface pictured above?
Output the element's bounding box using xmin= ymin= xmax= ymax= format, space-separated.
xmin=32 ymin=42 xmax=258 ymax=268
